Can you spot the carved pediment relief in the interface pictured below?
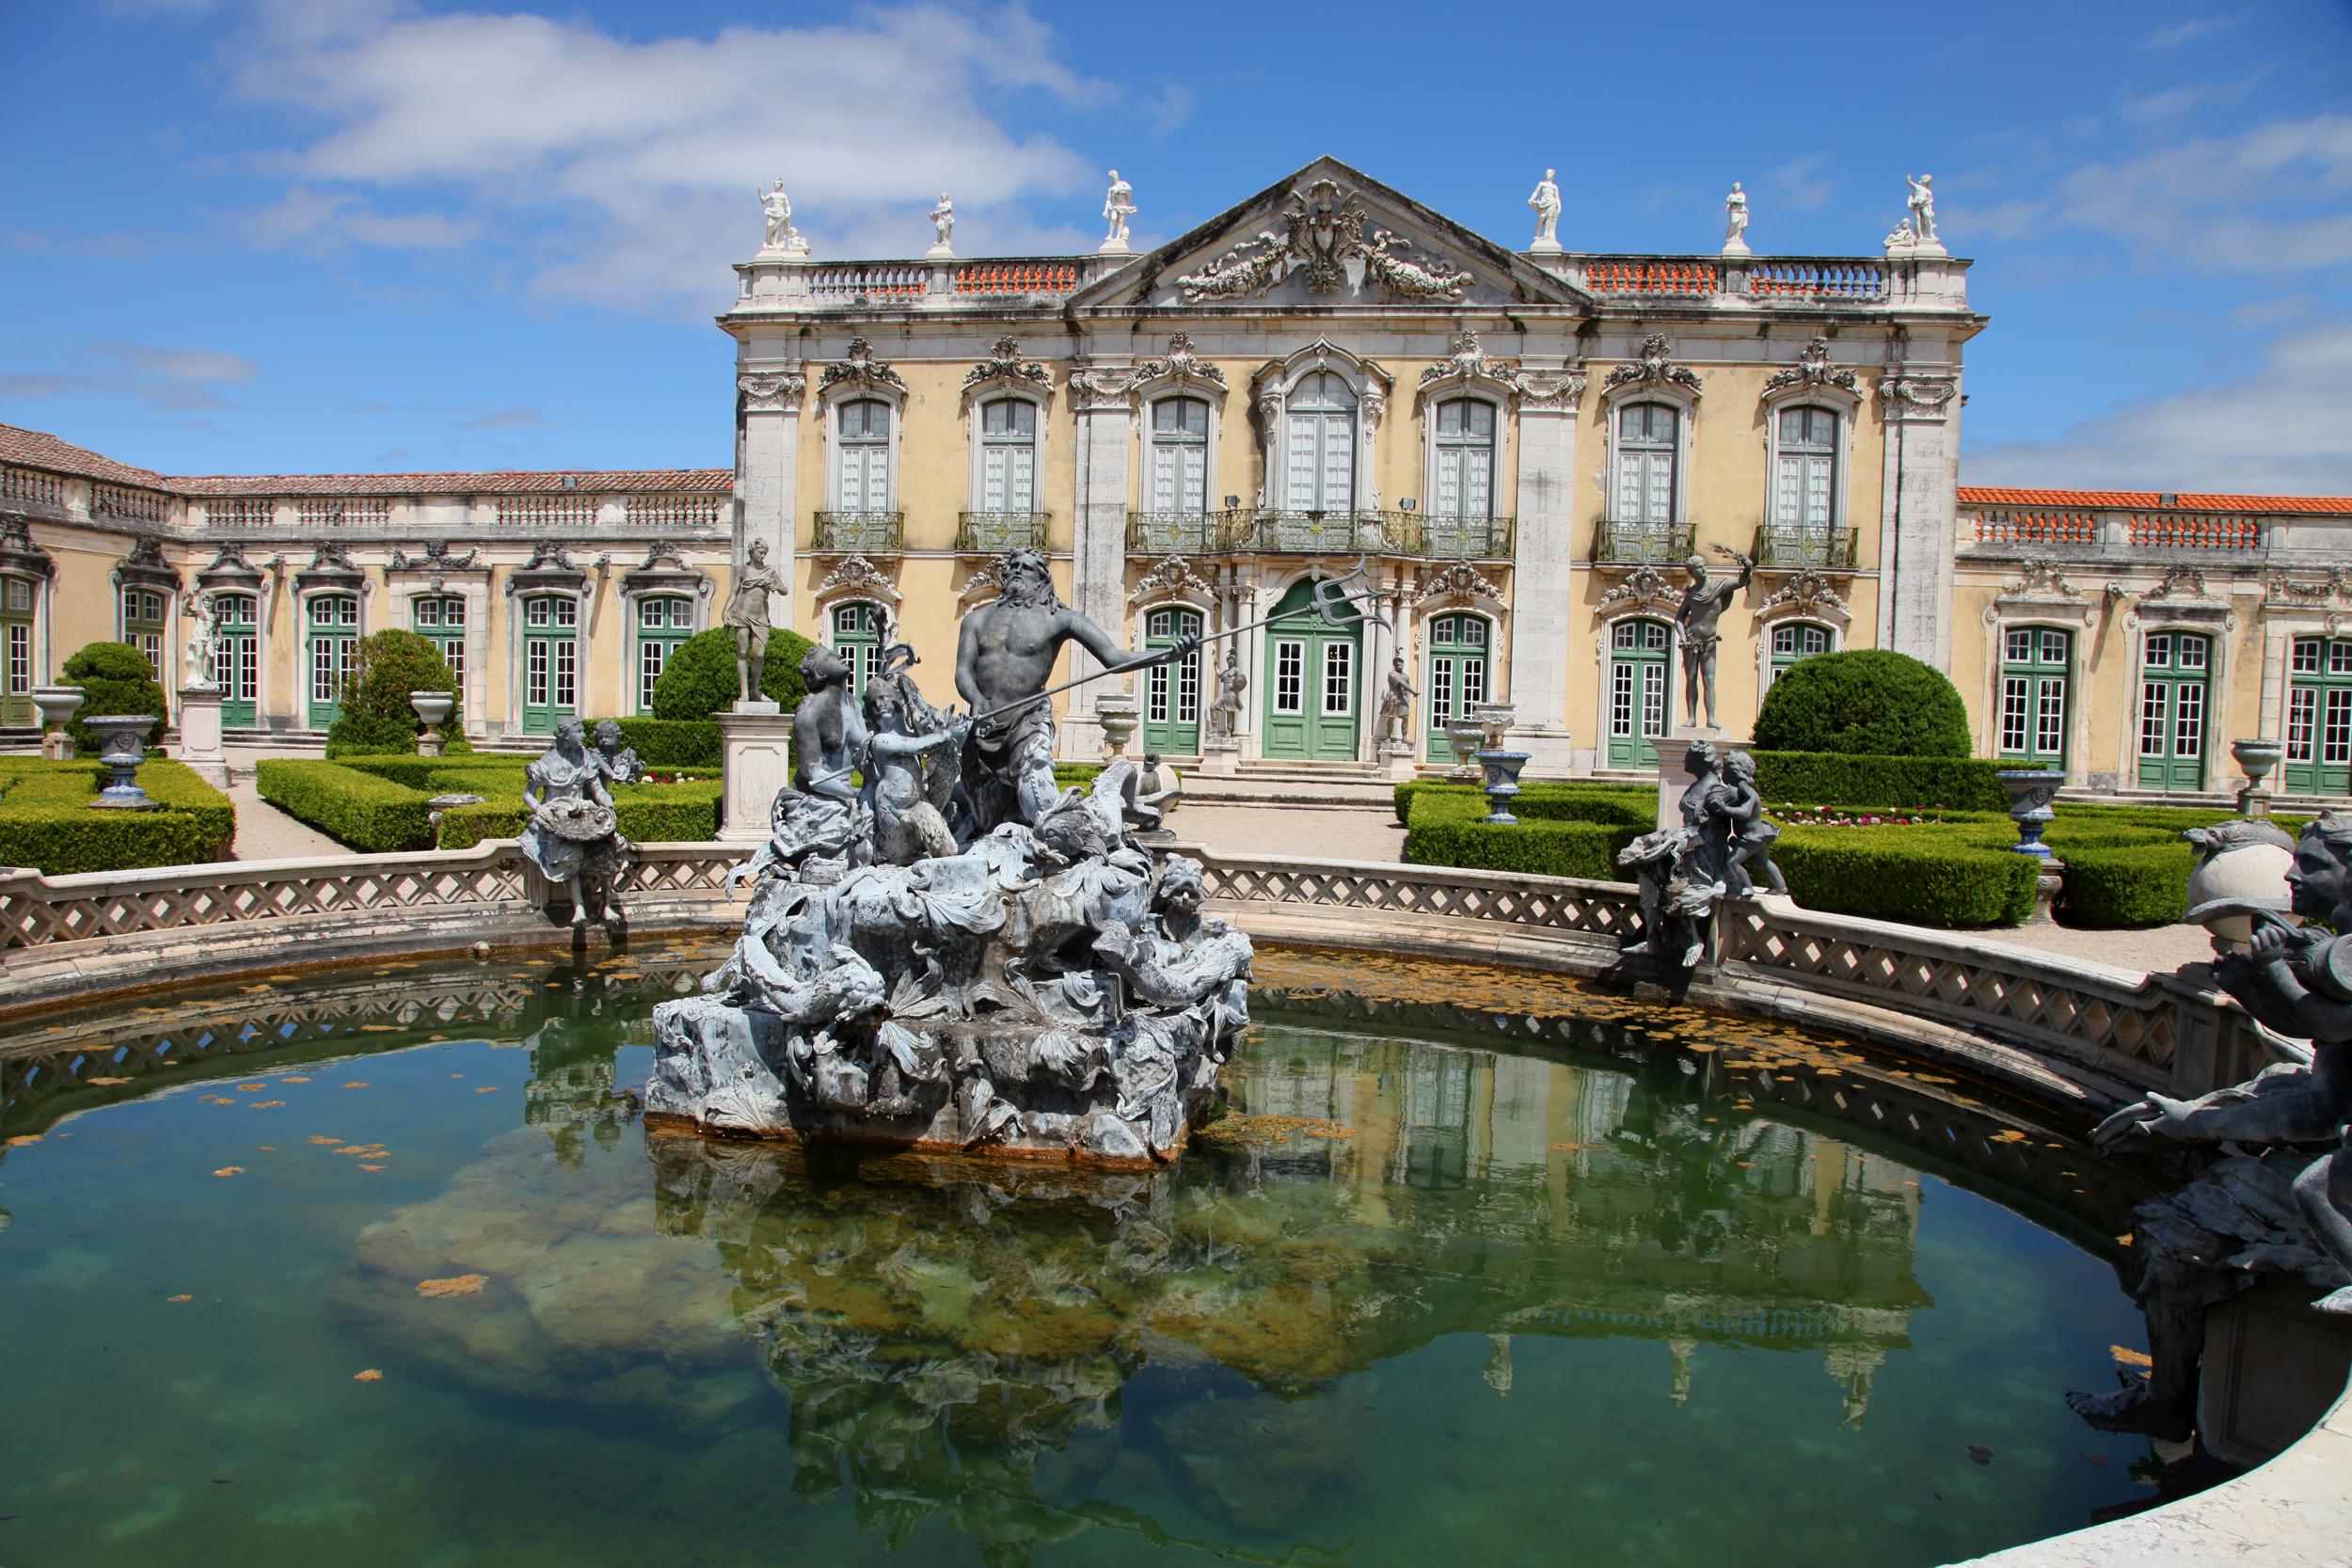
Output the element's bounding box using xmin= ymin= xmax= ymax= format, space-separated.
xmin=1174 ymin=178 xmax=1473 ymax=305
xmin=1598 ymin=564 xmax=1683 ymax=615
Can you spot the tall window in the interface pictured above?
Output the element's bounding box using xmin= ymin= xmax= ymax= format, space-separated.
xmin=635 ymin=596 xmax=691 ymax=714
xmin=2284 ymin=636 xmax=2352 ymax=796
xmin=120 ymin=587 xmax=168 ymax=682
xmin=977 ymin=398 xmax=1038 ymax=514
xmin=1283 ymin=372 xmax=1356 ymax=514
xmin=1149 ymin=397 xmax=1210 ymax=516
xmin=835 ymin=399 xmax=892 ymax=511
xmin=1768 ymin=622 xmax=1832 ymax=689
xmin=521 ymin=594 xmax=580 ymax=735
xmin=1 ymin=576 xmax=33 ymax=727
xmin=412 ymin=594 xmax=466 ymax=708
xmin=1997 ymin=627 xmax=2071 ymax=767
xmin=2137 ymin=630 xmax=2209 ymax=792
xmin=1423 ymin=613 xmax=1490 ymax=761
xmin=306 ymin=593 xmax=359 ymax=729
xmin=1142 ymin=606 xmax=1202 ymax=755
xmin=214 ymin=591 xmax=260 ymax=727
xmin=1431 ymin=399 xmax=1496 ymax=521
xmin=832 ymin=601 xmax=885 ymax=696
xmin=1607 ymin=618 xmax=1671 ymax=768
xmin=1773 ymin=406 xmax=1838 ymax=531
xmin=1613 ymin=404 xmax=1678 ymax=523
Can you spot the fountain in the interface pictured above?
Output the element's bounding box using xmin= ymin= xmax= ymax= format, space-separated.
xmin=83 ymin=714 xmax=160 ymax=810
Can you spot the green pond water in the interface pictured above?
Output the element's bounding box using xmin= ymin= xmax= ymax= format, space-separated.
xmin=0 ymin=943 xmax=2164 ymax=1567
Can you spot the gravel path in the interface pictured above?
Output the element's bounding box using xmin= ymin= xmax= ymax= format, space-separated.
xmin=226 ymin=776 xmax=345 ymax=861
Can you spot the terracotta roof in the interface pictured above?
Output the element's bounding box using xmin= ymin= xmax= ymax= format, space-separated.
xmin=1959 ymin=485 xmax=2352 ymax=515
xmin=169 ymin=468 xmax=731 ymax=496
xmin=0 ymin=423 xmax=170 ymax=490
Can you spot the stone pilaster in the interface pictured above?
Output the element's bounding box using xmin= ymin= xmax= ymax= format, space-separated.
xmin=1504 ymin=368 xmax=1585 ymax=776
xmin=736 ymin=369 xmax=805 ymax=633
xmin=1877 ymin=372 xmax=1961 ymax=672
xmin=1065 ymin=360 xmax=1136 ymax=761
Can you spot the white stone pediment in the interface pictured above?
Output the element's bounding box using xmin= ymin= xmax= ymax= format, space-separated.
xmin=1068 ymin=157 xmax=1585 ymax=313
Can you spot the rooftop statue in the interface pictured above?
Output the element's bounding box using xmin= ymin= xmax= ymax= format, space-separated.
xmin=756 ymin=178 xmax=804 ymax=254
xmin=2070 ymin=813 xmax=2352 ymax=1439
xmin=1904 ymin=172 xmax=1938 ymax=245
xmin=1101 ymin=168 xmax=1135 ymax=252
xmin=1527 ymin=167 xmax=1562 ymax=250
xmin=1723 ymin=182 xmax=1750 ymax=255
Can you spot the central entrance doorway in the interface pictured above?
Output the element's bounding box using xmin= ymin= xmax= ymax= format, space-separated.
xmin=1261 ymin=577 xmax=1361 ymax=761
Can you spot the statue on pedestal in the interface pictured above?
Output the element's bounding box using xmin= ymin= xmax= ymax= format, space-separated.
xmin=756 ymin=179 xmax=803 ymax=254
xmin=183 ymin=590 xmax=220 ymax=691
xmin=929 ymin=192 xmax=955 ymax=254
xmin=1207 ymin=650 xmax=1247 ymax=742
xmin=2072 ymin=814 xmax=2352 ymax=1438
xmin=521 ymin=719 xmax=631 ymax=927
xmin=1904 ymin=173 xmax=1938 ymax=245
xmin=1101 ymin=169 xmax=1136 ymax=252
xmin=1526 ymin=167 xmax=1563 ymax=250
xmin=723 ymin=539 xmax=787 ymax=706
xmin=1722 ymin=182 xmax=1750 ymax=254
xmin=1620 ymin=739 xmax=1733 ymax=971
xmin=1676 ymin=546 xmax=1755 ymax=730
xmin=1375 ymin=654 xmax=1416 ymax=744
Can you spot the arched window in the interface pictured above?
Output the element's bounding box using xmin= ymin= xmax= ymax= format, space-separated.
xmin=1768 ymin=621 xmax=1831 ymax=688
xmin=1 ymin=576 xmax=35 ymax=727
xmin=1142 ymin=606 xmax=1202 ymax=755
xmin=1773 ymin=406 xmax=1838 ymax=531
xmin=635 ymin=594 xmax=692 ymax=714
xmin=2137 ymin=630 xmax=2209 ymax=792
xmin=1431 ymin=399 xmax=1496 ymax=522
xmin=1423 ymin=612 xmax=1490 ymax=761
xmin=520 ymin=594 xmax=579 ymax=735
xmin=214 ymin=591 xmax=260 ymax=727
xmin=120 ymin=586 xmax=168 ymax=683
xmin=1284 ymin=372 xmax=1356 ymax=515
xmin=835 ymin=399 xmax=892 ymax=512
xmin=1606 ymin=617 xmax=1672 ymax=769
xmin=1997 ymin=627 xmax=2071 ymax=768
xmin=306 ymin=593 xmax=359 ymax=729
xmin=1613 ymin=404 xmax=1678 ymax=526
xmin=977 ymin=398 xmax=1038 ymax=515
xmin=832 ymin=601 xmax=885 ymax=696
xmin=1149 ymin=397 xmax=1211 ymax=518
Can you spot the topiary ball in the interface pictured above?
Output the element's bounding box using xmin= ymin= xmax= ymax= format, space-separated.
xmin=1753 ymin=649 xmax=1972 ymax=758
xmin=325 ymin=628 xmax=460 ymax=758
xmin=60 ymin=641 xmax=168 ymax=754
xmin=650 ymin=626 xmax=816 ymax=721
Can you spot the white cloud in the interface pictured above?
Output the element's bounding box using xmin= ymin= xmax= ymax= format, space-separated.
xmin=1965 ymin=323 xmax=2352 ymax=493
xmin=2120 ymin=71 xmax=2265 ymax=125
xmin=2044 ymin=114 xmax=2352 ymax=277
xmin=1766 ymin=155 xmax=1833 ymax=214
xmin=222 ymin=2 xmax=1106 ymax=309
xmin=459 ymin=405 xmax=548 ymax=429
xmin=2139 ymin=13 xmax=2242 ymax=50
xmin=0 ymin=340 xmax=260 ymax=413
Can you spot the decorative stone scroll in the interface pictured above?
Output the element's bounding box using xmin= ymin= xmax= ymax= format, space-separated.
xmin=1129 ymin=555 xmax=1216 ymax=607
xmin=738 ymin=370 xmax=806 ymax=413
xmin=1415 ymin=562 xmax=1503 ymax=609
xmin=962 ymin=336 xmax=1052 ymax=395
xmin=114 ymin=534 xmax=183 ymax=594
xmin=1604 ymin=334 xmax=1703 ymax=396
xmin=1597 ymin=563 xmax=1683 ymax=613
xmin=817 ymin=554 xmax=900 ymax=606
xmin=1176 ymin=178 xmax=1470 ymax=304
xmin=1881 ymin=376 xmax=1957 ymax=420
xmin=956 ymin=557 xmax=1008 ymax=604
xmin=1415 ymin=326 xmax=1520 ymax=411
xmin=1758 ymin=568 xmax=1850 ymax=621
xmin=2141 ymin=564 xmax=2213 ymax=602
xmin=388 ymin=539 xmax=479 ymax=572
xmin=1761 ymin=336 xmax=1859 ymax=399
xmin=818 ymin=339 xmax=906 ymax=399
xmin=1065 ymin=360 xmax=1139 ymax=414
xmin=1132 ymin=332 xmax=1226 ymax=391
xmin=0 ymin=517 xmax=54 ymax=581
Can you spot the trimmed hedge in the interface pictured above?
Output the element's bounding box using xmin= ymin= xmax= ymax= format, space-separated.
xmin=1402 ymin=784 xmax=1659 ymax=879
xmin=589 ymin=717 xmax=722 ymax=768
xmin=2050 ymin=839 xmax=2191 ymax=928
xmin=61 ymin=641 xmax=168 ymax=753
xmin=258 ymin=756 xmax=723 ymax=851
xmin=0 ymin=758 xmax=236 ymax=874
xmin=1772 ymin=821 xmax=2039 ymax=927
xmin=651 ymin=626 xmax=816 ymax=721
xmin=1754 ymin=650 xmax=1972 ymax=757
xmin=255 ymin=759 xmax=437 ymax=851
xmin=1749 ymin=752 xmax=2013 ymax=813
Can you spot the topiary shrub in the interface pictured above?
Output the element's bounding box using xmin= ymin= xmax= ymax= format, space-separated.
xmin=1753 ymin=650 xmax=1972 ymax=758
xmin=325 ymin=629 xmax=463 ymax=758
xmin=1749 ymin=752 xmax=2013 ymax=813
xmin=60 ymin=641 xmax=168 ymax=754
xmin=651 ymin=626 xmax=817 ymax=721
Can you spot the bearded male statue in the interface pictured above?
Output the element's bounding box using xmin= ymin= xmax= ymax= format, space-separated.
xmin=955 ymin=547 xmax=1195 ymax=833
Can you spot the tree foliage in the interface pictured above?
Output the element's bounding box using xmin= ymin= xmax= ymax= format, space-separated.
xmin=60 ymin=641 xmax=168 ymax=754
xmin=650 ymin=626 xmax=816 ymax=721
xmin=325 ymin=629 xmax=464 ymax=757
xmin=1752 ymin=650 xmax=1973 ymax=758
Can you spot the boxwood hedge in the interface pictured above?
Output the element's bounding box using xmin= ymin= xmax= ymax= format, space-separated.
xmin=0 ymin=758 xmax=236 ymax=874
xmin=259 ymin=756 xmax=723 ymax=852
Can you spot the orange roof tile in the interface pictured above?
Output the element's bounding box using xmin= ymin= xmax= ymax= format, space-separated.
xmin=1959 ymin=485 xmax=2352 ymax=515
xmin=0 ymin=423 xmax=170 ymax=490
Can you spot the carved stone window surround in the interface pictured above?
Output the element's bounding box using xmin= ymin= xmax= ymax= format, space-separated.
xmin=813 ymin=554 xmax=902 ymax=611
xmin=1250 ymin=340 xmax=1392 ymax=515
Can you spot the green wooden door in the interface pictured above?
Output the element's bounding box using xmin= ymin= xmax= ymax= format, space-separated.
xmin=1606 ymin=617 xmax=1671 ymax=768
xmin=634 ymin=595 xmax=690 ymax=714
xmin=215 ymin=591 xmax=259 ymax=727
xmin=1143 ymin=606 xmax=1202 ymax=754
xmin=412 ymin=594 xmax=466 ymax=725
xmin=2135 ymin=630 xmax=2209 ymax=792
xmin=2284 ymin=636 xmax=2352 ymax=795
xmin=1 ymin=576 xmax=33 ymax=727
xmin=121 ymin=587 xmax=168 ymax=687
xmin=521 ymin=594 xmax=580 ymax=736
xmin=1261 ymin=578 xmax=1360 ymax=760
xmin=1996 ymin=626 xmax=2071 ymax=768
xmin=1422 ymin=612 xmax=1490 ymax=760
xmin=831 ymin=601 xmax=884 ymax=700
xmin=306 ymin=593 xmax=358 ymax=729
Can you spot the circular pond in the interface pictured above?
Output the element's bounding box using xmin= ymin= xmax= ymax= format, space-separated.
xmin=0 ymin=941 xmax=2164 ymax=1567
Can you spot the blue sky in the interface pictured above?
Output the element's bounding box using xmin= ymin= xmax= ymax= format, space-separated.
xmin=4 ymin=0 xmax=2349 ymax=490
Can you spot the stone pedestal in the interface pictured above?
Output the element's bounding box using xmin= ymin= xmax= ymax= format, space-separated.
xmin=1198 ymin=737 xmax=1240 ymax=777
xmin=717 ymin=708 xmax=795 ymax=844
xmin=1655 ymin=728 xmax=1740 ymax=830
xmin=176 ymin=689 xmax=230 ymax=788
xmin=1381 ymin=737 xmax=1418 ymax=781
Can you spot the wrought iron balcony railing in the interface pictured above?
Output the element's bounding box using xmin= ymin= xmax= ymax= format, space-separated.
xmin=1412 ymin=515 xmax=1515 ymax=560
xmin=1126 ymin=511 xmax=1226 ymax=555
xmin=810 ymin=510 xmax=904 ymax=554
xmin=955 ymin=512 xmax=1052 ymax=553
xmin=1593 ymin=517 xmax=1693 ymax=565
xmin=1124 ymin=509 xmax=1518 ymax=560
xmin=1753 ymin=525 xmax=1861 ymax=570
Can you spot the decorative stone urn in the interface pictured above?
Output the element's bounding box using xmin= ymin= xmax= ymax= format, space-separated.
xmin=1995 ymin=768 xmax=2063 ymax=857
xmin=1471 ymin=701 xmax=1518 ymax=753
xmin=2232 ymin=738 xmax=2284 ymax=819
xmin=1474 ymin=750 xmax=1532 ymax=825
xmin=32 ymin=686 xmax=83 ymax=761
xmin=1444 ymin=719 xmax=1486 ymax=781
xmin=1093 ymin=692 xmax=1140 ymax=762
xmin=411 ymin=690 xmax=456 ymax=758
xmin=84 ymin=715 xmax=160 ymax=811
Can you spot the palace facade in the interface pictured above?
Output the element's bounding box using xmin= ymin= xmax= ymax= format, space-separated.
xmin=4 ymin=157 xmax=2347 ymax=800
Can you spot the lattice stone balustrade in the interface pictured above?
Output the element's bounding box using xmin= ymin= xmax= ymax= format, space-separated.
xmin=1196 ymin=854 xmax=1645 ymax=941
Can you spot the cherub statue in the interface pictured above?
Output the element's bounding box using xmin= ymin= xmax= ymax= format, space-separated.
xmin=1714 ymin=749 xmax=1786 ymax=896
xmin=2071 ymin=813 xmax=2352 ymax=1438
xmin=1618 ymin=739 xmax=1733 ymax=969
xmin=591 ymin=720 xmax=644 ymax=785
